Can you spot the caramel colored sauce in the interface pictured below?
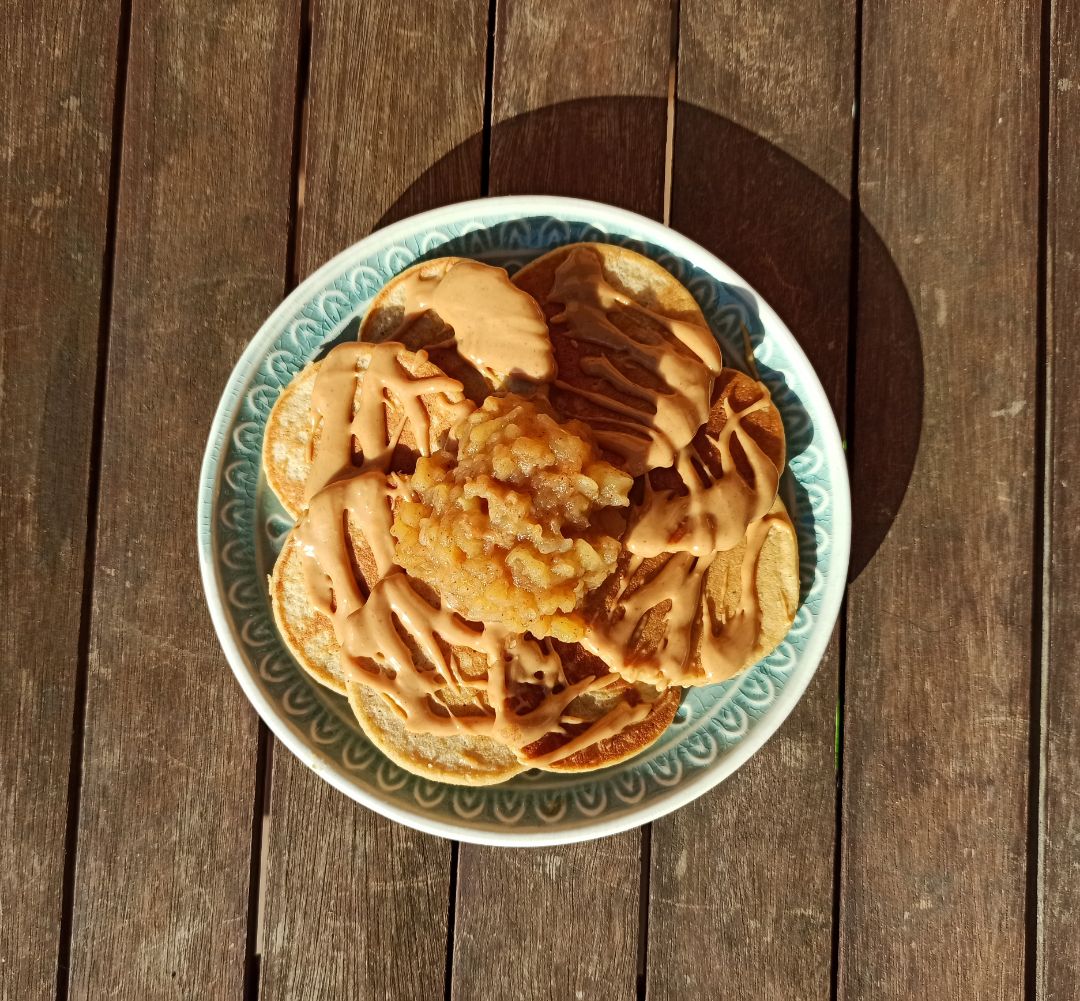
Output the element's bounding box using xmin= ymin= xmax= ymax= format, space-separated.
xmin=582 ymin=511 xmax=791 ymax=687
xmin=285 ymin=251 xmax=790 ymax=770
xmin=624 ymin=387 xmax=780 ymax=558
xmin=548 ymin=247 xmax=721 ymax=474
xmin=294 ymin=337 xmax=654 ymax=763
xmin=304 ymin=341 xmax=467 ymax=502
xmin=397 ymin=259 xmax=556 ymax=386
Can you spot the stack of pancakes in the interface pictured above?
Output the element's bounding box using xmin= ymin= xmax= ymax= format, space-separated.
xmin=264 ymin=243 xmax=800 ymax=786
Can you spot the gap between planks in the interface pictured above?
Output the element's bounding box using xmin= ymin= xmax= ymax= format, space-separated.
xmin=828 ymin=0 xmax=864 ymax=998
xmin=1026 ymin=0 xmax=1056 ymax=997
xmin=243 ymin=2 xmax=313 ymax=997
xmin=55 ymin=2 xmax=133 ymax=998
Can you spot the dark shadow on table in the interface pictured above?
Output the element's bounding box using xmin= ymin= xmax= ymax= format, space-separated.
xmin=375 ymin=97 xmax=922 ymax=583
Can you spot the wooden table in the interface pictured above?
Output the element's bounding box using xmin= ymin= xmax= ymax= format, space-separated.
xmin=4 ymin=0 xmax=1077 ymax=998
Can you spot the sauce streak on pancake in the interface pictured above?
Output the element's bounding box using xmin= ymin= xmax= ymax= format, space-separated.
xmin=304 ymin=341 xmax=469 ymax=502
xmin=581 ymin=374 xmax=790 ymax=688
xmin=396 ymin=259 xmax=556 ymax=386
xmin=625 ymin=383 xmax=781 ymax=558
xmin=547 ymin=247 xmax=722 ymax=475
xmin=581 ymin=511 xmax=792 ymax=688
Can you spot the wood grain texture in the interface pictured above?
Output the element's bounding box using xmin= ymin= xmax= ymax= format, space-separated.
xmin=1044 ymin=0 xmax=1080 ymax=997
xmin=647 ymin=3 xmax=854 ymax=998
xmin=66 ymin=2 xmax=297 ymax=997
xmin=259 ymin=3 xmax=487 ymax=998
xmin=0 ymin=3 xmax=121 ymax=999
xmin=488 ymin=0 xmax=670 ymax=210
xmin=453 ymin=836 xmax=642 ymax=1001
xmin=451 ymin=5 xmax=670 ymax=1000
xmin=840 ymin=1 xmax=1040 ymax=998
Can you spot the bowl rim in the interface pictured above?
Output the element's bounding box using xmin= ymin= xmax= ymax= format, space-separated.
xmin=197 ymin=193 xmax=851 ymax=846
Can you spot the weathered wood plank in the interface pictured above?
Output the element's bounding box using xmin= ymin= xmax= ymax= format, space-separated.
xmin=66 ymin=2 xmax=298 ymax=997
xmin=451 ymin=7 xmax=670 ymax=1000
xmin=647 ymin=2 xmax=854 ymax=997
xmin=1044 ymin=0 xmax=1080 ymax=996
xmin=487 ymin=0 xmax=669 ymax=209
xmin=840 ymin=1 xmax=1040 ymax=997
xmin=0 ymin=3 xmax=121 ymax=998
xmin=259 ymin=3 xmax=487 ymax=998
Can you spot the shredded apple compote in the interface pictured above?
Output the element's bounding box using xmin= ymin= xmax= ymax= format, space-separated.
xmin=391 ymin=393 xmax=633 ymax=640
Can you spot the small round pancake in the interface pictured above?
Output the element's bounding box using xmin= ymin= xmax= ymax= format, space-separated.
xmin=347 ymin=682 xmax=524 ymax=786
xmin=513 ymin=242 xmax=716 ymax=475
xmin=270 ymin=496 xmax=400 ymax=694
xmin=514 ymin=242 xmax=706 ymax=324
xmin=360 ymin=257 xmax=516 ymax=403
xmin=262 ymin=345 xmax=473 ymax=519
xmin=271 ymin=507 xmax=524 ymax=782
xmin=262 ymin=362 xmax=319 ymax=520
xmin=584 ymin=496 xmax=800 ymax=689
xmin=697 ymin=495 xmax=800 ymax=683
xmin=270 ymin=529 xmax=348 ymax=694
xmin=521 ymin=642 xmax=681 ymax=772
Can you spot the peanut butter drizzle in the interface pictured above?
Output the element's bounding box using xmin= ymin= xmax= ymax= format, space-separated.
xmin=295 ymin=339 xmax=648 ymax=763
xmin=578 ymin=375 xmax=785 ymax=685
xmin=397 ymin=259 xmax=556 ymax=386
xmin=548 ymin=247 xmax=723 ymax=473
xmin=340 ymin=574 xmax=648 ymax=762
xmin=304 ymin=341 xmax=468 ymax=502
xmin=297 ymin=471 xmax=395 ymax=633
xmin=624 ymin=387 xmax=781 ymax=558
xmin=584 ymin=511 xmax=789 ymax=686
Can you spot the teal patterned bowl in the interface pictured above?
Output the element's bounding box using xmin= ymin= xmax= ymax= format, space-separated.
xmin=197 ymin=196 xmax=850 ymax=846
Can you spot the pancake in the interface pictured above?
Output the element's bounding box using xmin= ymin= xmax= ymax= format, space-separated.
xmin=360 ymin=257 xmax=554 ymax=403
xmin=624 ymin=369 xmax=785 ymax=558
xmin=513 ymin=243 xmax=723 ymax=477
xmin=697 ymin=496 xmax=800 ymax=683
xmin=262 ymin=362 xmax=319 ymax=520
xmin=270 ymin=529 xmax=348 ymax=694
xmin=582 ymin=495 xmax=799 ymax=689
xmin=262 ymin=343 xmax=473 ymax=519
xmin=520 ymin=642 xmax=682 ymax=772
xmin=581 ymin=369 xmax=797 ymax=689
xmin=348 ymin=681 xmax=524 ymax=786
xmin=347 ymin=640 xmax=679 ymax=784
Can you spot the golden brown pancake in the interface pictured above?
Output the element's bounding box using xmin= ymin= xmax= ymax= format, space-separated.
xmin=262 ymin=362 xmax=319 ymax=520
xmin=580 ymin=368 xmax=797 ymax=689
xmin=348 ymin=682 xmax=525 ymax=786
xmin=520 ymin=642 xmax=682 ymax=772
xmin=582 ymin=495 xmax=799 ymax=689
xmin=270 ymin=530 xmax=348 ymax=694
xmin=696 ymin=496 xmax=800 ymax=683
xmin=513 ymin=243 xmax=720 ymax=477
xmin=262 ymin=344 xmax=473 ymax=518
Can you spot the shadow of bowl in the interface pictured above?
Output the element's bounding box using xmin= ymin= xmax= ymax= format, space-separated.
xmin=372 ymin=97 xmax=922 ymax=581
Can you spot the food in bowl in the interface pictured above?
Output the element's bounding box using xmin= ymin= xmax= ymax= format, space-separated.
xmin=263 ymin=244 xmax=799 ymax=785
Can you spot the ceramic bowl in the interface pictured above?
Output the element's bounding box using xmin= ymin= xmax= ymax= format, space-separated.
xmin=197 ymin=195 xmax=850 ymax=846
